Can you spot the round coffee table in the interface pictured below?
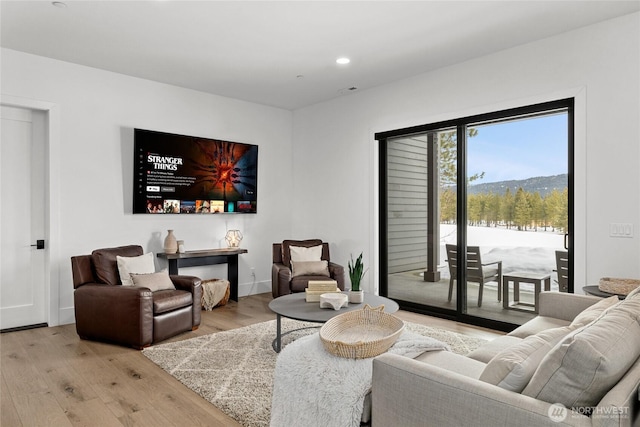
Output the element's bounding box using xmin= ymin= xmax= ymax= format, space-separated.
xmin=268 ymin=292 xmax=399 ymax=352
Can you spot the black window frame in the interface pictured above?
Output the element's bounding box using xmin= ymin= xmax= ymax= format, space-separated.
xmin=376 ymin=98 xmax=574 ymax=332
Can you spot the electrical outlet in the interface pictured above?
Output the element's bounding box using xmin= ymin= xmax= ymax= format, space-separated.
xmin=609 ymin=223 xmax=634 ymax=238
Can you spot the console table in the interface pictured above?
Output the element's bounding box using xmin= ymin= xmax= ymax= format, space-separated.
xmin=157 ymin=248 xmax=247 ymax=302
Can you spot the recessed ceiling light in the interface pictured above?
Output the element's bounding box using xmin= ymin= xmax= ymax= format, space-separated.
xmin=51 ymin=1 xmax=67 ymax=8
xmin=336 ymin=57 xmax=350 ymax=65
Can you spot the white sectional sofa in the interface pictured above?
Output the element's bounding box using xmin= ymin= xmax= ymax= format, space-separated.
xmin=372 ymin=290 xmax=640 ymax=426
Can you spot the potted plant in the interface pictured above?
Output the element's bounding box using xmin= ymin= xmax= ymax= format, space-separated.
xmin=348 ymin=252 xmax=368 ymax=303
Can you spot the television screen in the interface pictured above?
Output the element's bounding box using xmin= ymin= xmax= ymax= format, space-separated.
xmin=133 ymin=129 xmax=258 ymax=214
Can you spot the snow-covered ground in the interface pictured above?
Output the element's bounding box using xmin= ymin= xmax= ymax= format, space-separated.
xmin=438 ymin=224 xmax=565 ymax=278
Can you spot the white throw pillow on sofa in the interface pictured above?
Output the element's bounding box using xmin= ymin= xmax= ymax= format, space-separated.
xmin=479 ymin=325 xmax=574 ymax=392
xmin=116 ymin=252 xmax=155 ymax=286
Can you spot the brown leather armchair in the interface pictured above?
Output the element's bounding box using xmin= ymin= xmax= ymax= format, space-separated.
xmin=71 ymin=245 xmax=202 ymax=349
xmin=272 ymin=239 xmax=345 ymax=298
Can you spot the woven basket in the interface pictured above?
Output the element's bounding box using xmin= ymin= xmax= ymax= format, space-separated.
xmin=598 ymin=277 xmax=640 ymax=296
xmin=320 ymin=304 xmax=404 ymax=359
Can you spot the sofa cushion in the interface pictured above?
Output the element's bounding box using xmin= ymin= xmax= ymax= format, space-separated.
xmin=416 ymin=350 xmax=486 ymax=379
xmin=291 ymin=260 xmax=330 ymax=278
xmin=523 ymin=293 xmax=640 ymax=408
xmin=152 ymin=289 xmax=193 ymax=314
xmin=479 ymin=326 xmax=573 ymax=392
xmin=467 ymin=335 xmax=523 ymax=363
xmin=569 ymin=295 xmax=619 ymax=327
xmin=131 ymin=270 xmax=176 ymax=292
xmin=116 ymin=252 xmax=155 ymax=286
xmin=507 ymin=316 xmax=571 ymax=339
xmin=290 ymin=275 xmax=323 ymax=293
xmin=481 ymin=264 xmax=500 ymax=278
xmin=92 ymin=245 xmax=144 ymax=285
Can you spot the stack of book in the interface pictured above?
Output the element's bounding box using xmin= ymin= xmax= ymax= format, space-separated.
xmin=305 ymin=280 xmax=340 ymax=302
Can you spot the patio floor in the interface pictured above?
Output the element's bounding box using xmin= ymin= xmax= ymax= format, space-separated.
xmin=387 ymin=269 xmax=564 ymax=325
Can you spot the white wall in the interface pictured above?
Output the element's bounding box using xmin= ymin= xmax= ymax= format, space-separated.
xmin=1 ymin=48 xmax=294 ymax=325
xmin=2 ymin=12 xmax=638 ymax=326
xmin=292 ymin=13 xmax=640 ymax=293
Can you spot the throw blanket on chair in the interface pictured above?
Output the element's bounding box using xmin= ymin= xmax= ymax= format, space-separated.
xmin=270 ymin=331 xmax=449 ymax=427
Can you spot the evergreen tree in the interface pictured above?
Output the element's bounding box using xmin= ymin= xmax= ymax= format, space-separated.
xmin=557 ymin=188 xmax=569 ymax=232
xmin=467 ymin=194 xmax=482 ymax=226
xmin=528 ymin=192 xmax=543 ymax=231
xmin=440 ymin=188 xmax=456 ymax=223
xmin=486 ymin=192 xmax=500 ymax=227
xmin=501 ymin=188 xmax=515 ymax=229
xmin=437 ymin=129 xmax=484 ymax=187
xmin=544 ymin=189 xmax=564 ymax=232
xmin=513 ymin=187 xmax=531 ymax=230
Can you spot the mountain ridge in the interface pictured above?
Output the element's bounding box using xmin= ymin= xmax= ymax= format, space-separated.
xmin=465 ymin=173 xmax=568 ymax=197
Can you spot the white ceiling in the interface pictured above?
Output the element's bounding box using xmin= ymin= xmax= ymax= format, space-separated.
xmin=2 ymin=1 xmax=639 ymax=110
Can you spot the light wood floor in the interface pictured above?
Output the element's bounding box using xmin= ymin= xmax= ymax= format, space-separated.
xmin=1 ymin=293 xmax=503 ymax=426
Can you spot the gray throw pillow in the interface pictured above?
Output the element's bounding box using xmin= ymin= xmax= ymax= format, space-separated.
xmin=523 ymin=294 xmax=640 ymax=408
xmin=291 ymin=260 xmax=330 ymax=278
xmin=130 ymin=269 xmax=175 ymax=292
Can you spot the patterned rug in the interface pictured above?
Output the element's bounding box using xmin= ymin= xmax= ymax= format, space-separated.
xmin=142 ymin=318 xmax=487 ymax=427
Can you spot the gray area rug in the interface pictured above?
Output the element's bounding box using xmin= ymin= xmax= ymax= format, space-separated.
xmin=142 ymin=318 xmax=487 ymax=427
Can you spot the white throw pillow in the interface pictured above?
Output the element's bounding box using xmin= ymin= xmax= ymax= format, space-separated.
xmin=116 ymin=252 xmax=155 ymax=286
xmin=289 ymin=245 xmax=323 ymax=263
xmin=291 ymin=260 xmax=330 ymax=278
xmin=130 ymin=269 xmax=175 ymax=292
xmin=479 ymin=326 xmax=573 ymax=392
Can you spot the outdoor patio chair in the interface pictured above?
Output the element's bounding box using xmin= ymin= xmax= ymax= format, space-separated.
xmin=555 ymin=250 xmax=569 ymax=292
xmin=446 ymin=244 xmax=502 ymax=307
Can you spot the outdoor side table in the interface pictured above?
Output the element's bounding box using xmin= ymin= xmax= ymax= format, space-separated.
xmin=502 ymin=271 xmax=551 ymax=313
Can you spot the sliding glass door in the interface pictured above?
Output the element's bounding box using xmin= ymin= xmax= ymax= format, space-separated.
xmin=463 ymin=112 xmax=570 ymax=323
xmin=378 ymin=99 xmax=573 ymax=330
xmin=385 ymin=128 xmax=455 ymax=310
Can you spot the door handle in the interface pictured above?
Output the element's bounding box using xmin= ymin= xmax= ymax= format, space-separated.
xmin=31 ymin=239 xmax=45 ymax=250
xmin=564 ymin=234 xmax=569 ymax=250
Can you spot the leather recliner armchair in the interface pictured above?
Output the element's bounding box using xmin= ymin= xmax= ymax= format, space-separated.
xmin=71 ymin=245 xmax=202 ymax=349
xmin=272 ymin=239 xmax=345 ymax=298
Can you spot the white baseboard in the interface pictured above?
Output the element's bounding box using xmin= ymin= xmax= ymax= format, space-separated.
xmin=238 ymin=280 xmax=271 ymax=297
xmin=57 ymin=307 xmax=75 ymax=326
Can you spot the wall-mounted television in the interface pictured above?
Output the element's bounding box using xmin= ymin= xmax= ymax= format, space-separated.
xmin=133 ymin=129 xmax=258 ymax=214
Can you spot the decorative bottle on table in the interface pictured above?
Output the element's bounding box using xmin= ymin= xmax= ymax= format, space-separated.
xmin=164 ymin=230 xmax=178 ymax=254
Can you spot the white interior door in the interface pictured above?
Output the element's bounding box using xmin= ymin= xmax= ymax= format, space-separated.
xmin=0 ymin=105 xmax=47 ymax=330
